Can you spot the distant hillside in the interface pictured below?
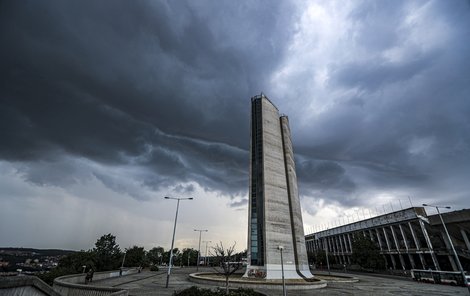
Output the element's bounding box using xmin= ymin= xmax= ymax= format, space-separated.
xmin=0 ymin=247 xmax=76 ymax=257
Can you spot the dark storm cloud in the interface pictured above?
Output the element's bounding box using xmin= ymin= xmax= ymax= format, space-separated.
xmin=347 ymin=0 xmax=406 ymax=51
xmin=140 ymin=129 xmax=249 ymax=196
xmin=1 ymin=0 xmax=470 ymax=212
xmin=280 ymin=0 xmax=470 ymax=210
xmin=331 ymin=51 xmax=440 ymax=92
xmin=296 ymin=159 xmax=355 ymax=193
xmin=0 ymin=0 xmax=298 ymax=196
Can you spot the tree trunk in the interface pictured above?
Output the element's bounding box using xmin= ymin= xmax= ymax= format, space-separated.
xmin=225 ymin=276 xmax=229 ymax=295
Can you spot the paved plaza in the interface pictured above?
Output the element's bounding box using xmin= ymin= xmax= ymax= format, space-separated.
xmin=93 ymin=267 xmax=468 ymax=296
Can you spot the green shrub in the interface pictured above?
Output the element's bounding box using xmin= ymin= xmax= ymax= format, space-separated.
xmin=173 ymin=286 xmax=262 ymax=296
xmin=38 ymin=267 xmax=76 ymax=285
xmin=150 ymin=265 xmax=159 ymax=272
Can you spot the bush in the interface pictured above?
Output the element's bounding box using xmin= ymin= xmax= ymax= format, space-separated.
xmin=174 ymin=286 xmax=212 ymax=296
xmin=38 ymin=267 xmax=76 ymax=285
xmin=173 ymin=286 xmax=262 ymax=296
xmin=225 ymin=288 xmax=262 ymax=296
xmin=150 ymin=265 xmax=159 ymax=272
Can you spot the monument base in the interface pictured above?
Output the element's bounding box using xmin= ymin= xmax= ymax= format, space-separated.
xmin=243 ymin=264 xmax=314 ymax=280
xmin=189 ymin=272 xmax=326 ymax=291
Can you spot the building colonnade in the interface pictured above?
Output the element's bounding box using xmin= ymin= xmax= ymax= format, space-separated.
xmin=305 ymin=207 xmax=470 ymax=272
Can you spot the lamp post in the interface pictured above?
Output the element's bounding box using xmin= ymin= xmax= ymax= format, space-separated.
xmin=194 ymin=229 xmax=208 ymax=271
xmin=120 ymin=250 xmax=127 ymax=276
xmin=278 ymin=246 xmax=286 ymax=296
xmin=164 ymin=196 xmax=193 ymax=288
xmin=203 ymin=240 xmax=212 ymax=266
xmin=423 ymin=204 xmax=469 ymax=292
xmin=121 ymin=251 xmax=127 ymax=268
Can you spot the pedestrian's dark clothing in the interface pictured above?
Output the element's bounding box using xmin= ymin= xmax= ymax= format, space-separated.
xmin=85 ymin=269 xmax=94 ymax=283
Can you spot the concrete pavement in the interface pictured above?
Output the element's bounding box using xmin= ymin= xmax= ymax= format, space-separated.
xmin=95 ymin=267 xmax=468 ymax=296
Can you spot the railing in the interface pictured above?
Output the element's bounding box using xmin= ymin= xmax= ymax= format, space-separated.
xmin=53 ymin=269 xmax=137 ymax=296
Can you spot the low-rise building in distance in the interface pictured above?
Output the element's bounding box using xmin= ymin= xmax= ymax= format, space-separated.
xmin=305 ymin=207 xmax=470 ymax=272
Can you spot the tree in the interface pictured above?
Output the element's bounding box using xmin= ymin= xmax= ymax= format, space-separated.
xmin=147 ymin=246 xmax=164 ymax=265
xmin=307 ymin=251 xmax=315 ymax=265
xmin=181 ymin=248 xmax=199 ymax=266
xmin=210 ymin=242 xmax=242 ymax=295
xmin=233 ymin=249 xmax=247 ymax=264
xmin=58 ymin=250 xmax=96 ymax=272
xmin=39 ymin=233 xmax=122 ymax=285
xmin=124 ymin=246 xmax=148 ymax=267
xmin=93 ymin=233 xmax=122 ymax=271
xmin=39 ymin=250 xmax=96 ymax=285
xmin=171 ymin=248 xmax=181 ymax=267
xmin=351 ymin=233 xmax=386 ymax=270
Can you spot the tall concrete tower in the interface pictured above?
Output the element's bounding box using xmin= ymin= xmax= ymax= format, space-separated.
xmin=244 ymin=94 xmax=313 ymax=279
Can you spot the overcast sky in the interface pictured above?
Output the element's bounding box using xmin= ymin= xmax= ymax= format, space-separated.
xmin=1 ymin=0 xmax=470 ymax=252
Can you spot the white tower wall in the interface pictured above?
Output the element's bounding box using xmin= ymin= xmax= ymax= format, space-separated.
xmin=244 ymin=94 xmax=313 ymax=280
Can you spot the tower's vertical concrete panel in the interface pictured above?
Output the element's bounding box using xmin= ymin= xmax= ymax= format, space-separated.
xmin=280 ymin=116 xmax=312 ymax=278
xmin=244 ymin=94 xmax=313 ymax=279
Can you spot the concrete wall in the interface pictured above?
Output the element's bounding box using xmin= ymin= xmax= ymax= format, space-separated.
xmin=245 ymin=95 xmax=313 ymax=279
xmin=1 ymin=285 xmax=50 ymax=296
xmin=261 ymin=96 xmax=297 ymax=279
xmin=0 ymin=276 xmax=60 ymax=296
xmin=53 ymin=269 xmax=136 ymax=296
xmin=281 ymin=116 xmax=312 ymax=278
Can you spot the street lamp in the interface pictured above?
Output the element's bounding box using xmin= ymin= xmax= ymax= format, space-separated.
xmin=194 ymin=229 xmax=208 ymax=271
xmin=203 ymin=240 xmax=212 ymax=266
xmin=120 ymin=250 xmax=127 ymax=276
xmin=164 ymin=196 xmax=193 ymax=288
xmin=422 ymin=204 xmax=469 ymax=292
xmin=278 ymin=246 xmax=286 ymax=296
